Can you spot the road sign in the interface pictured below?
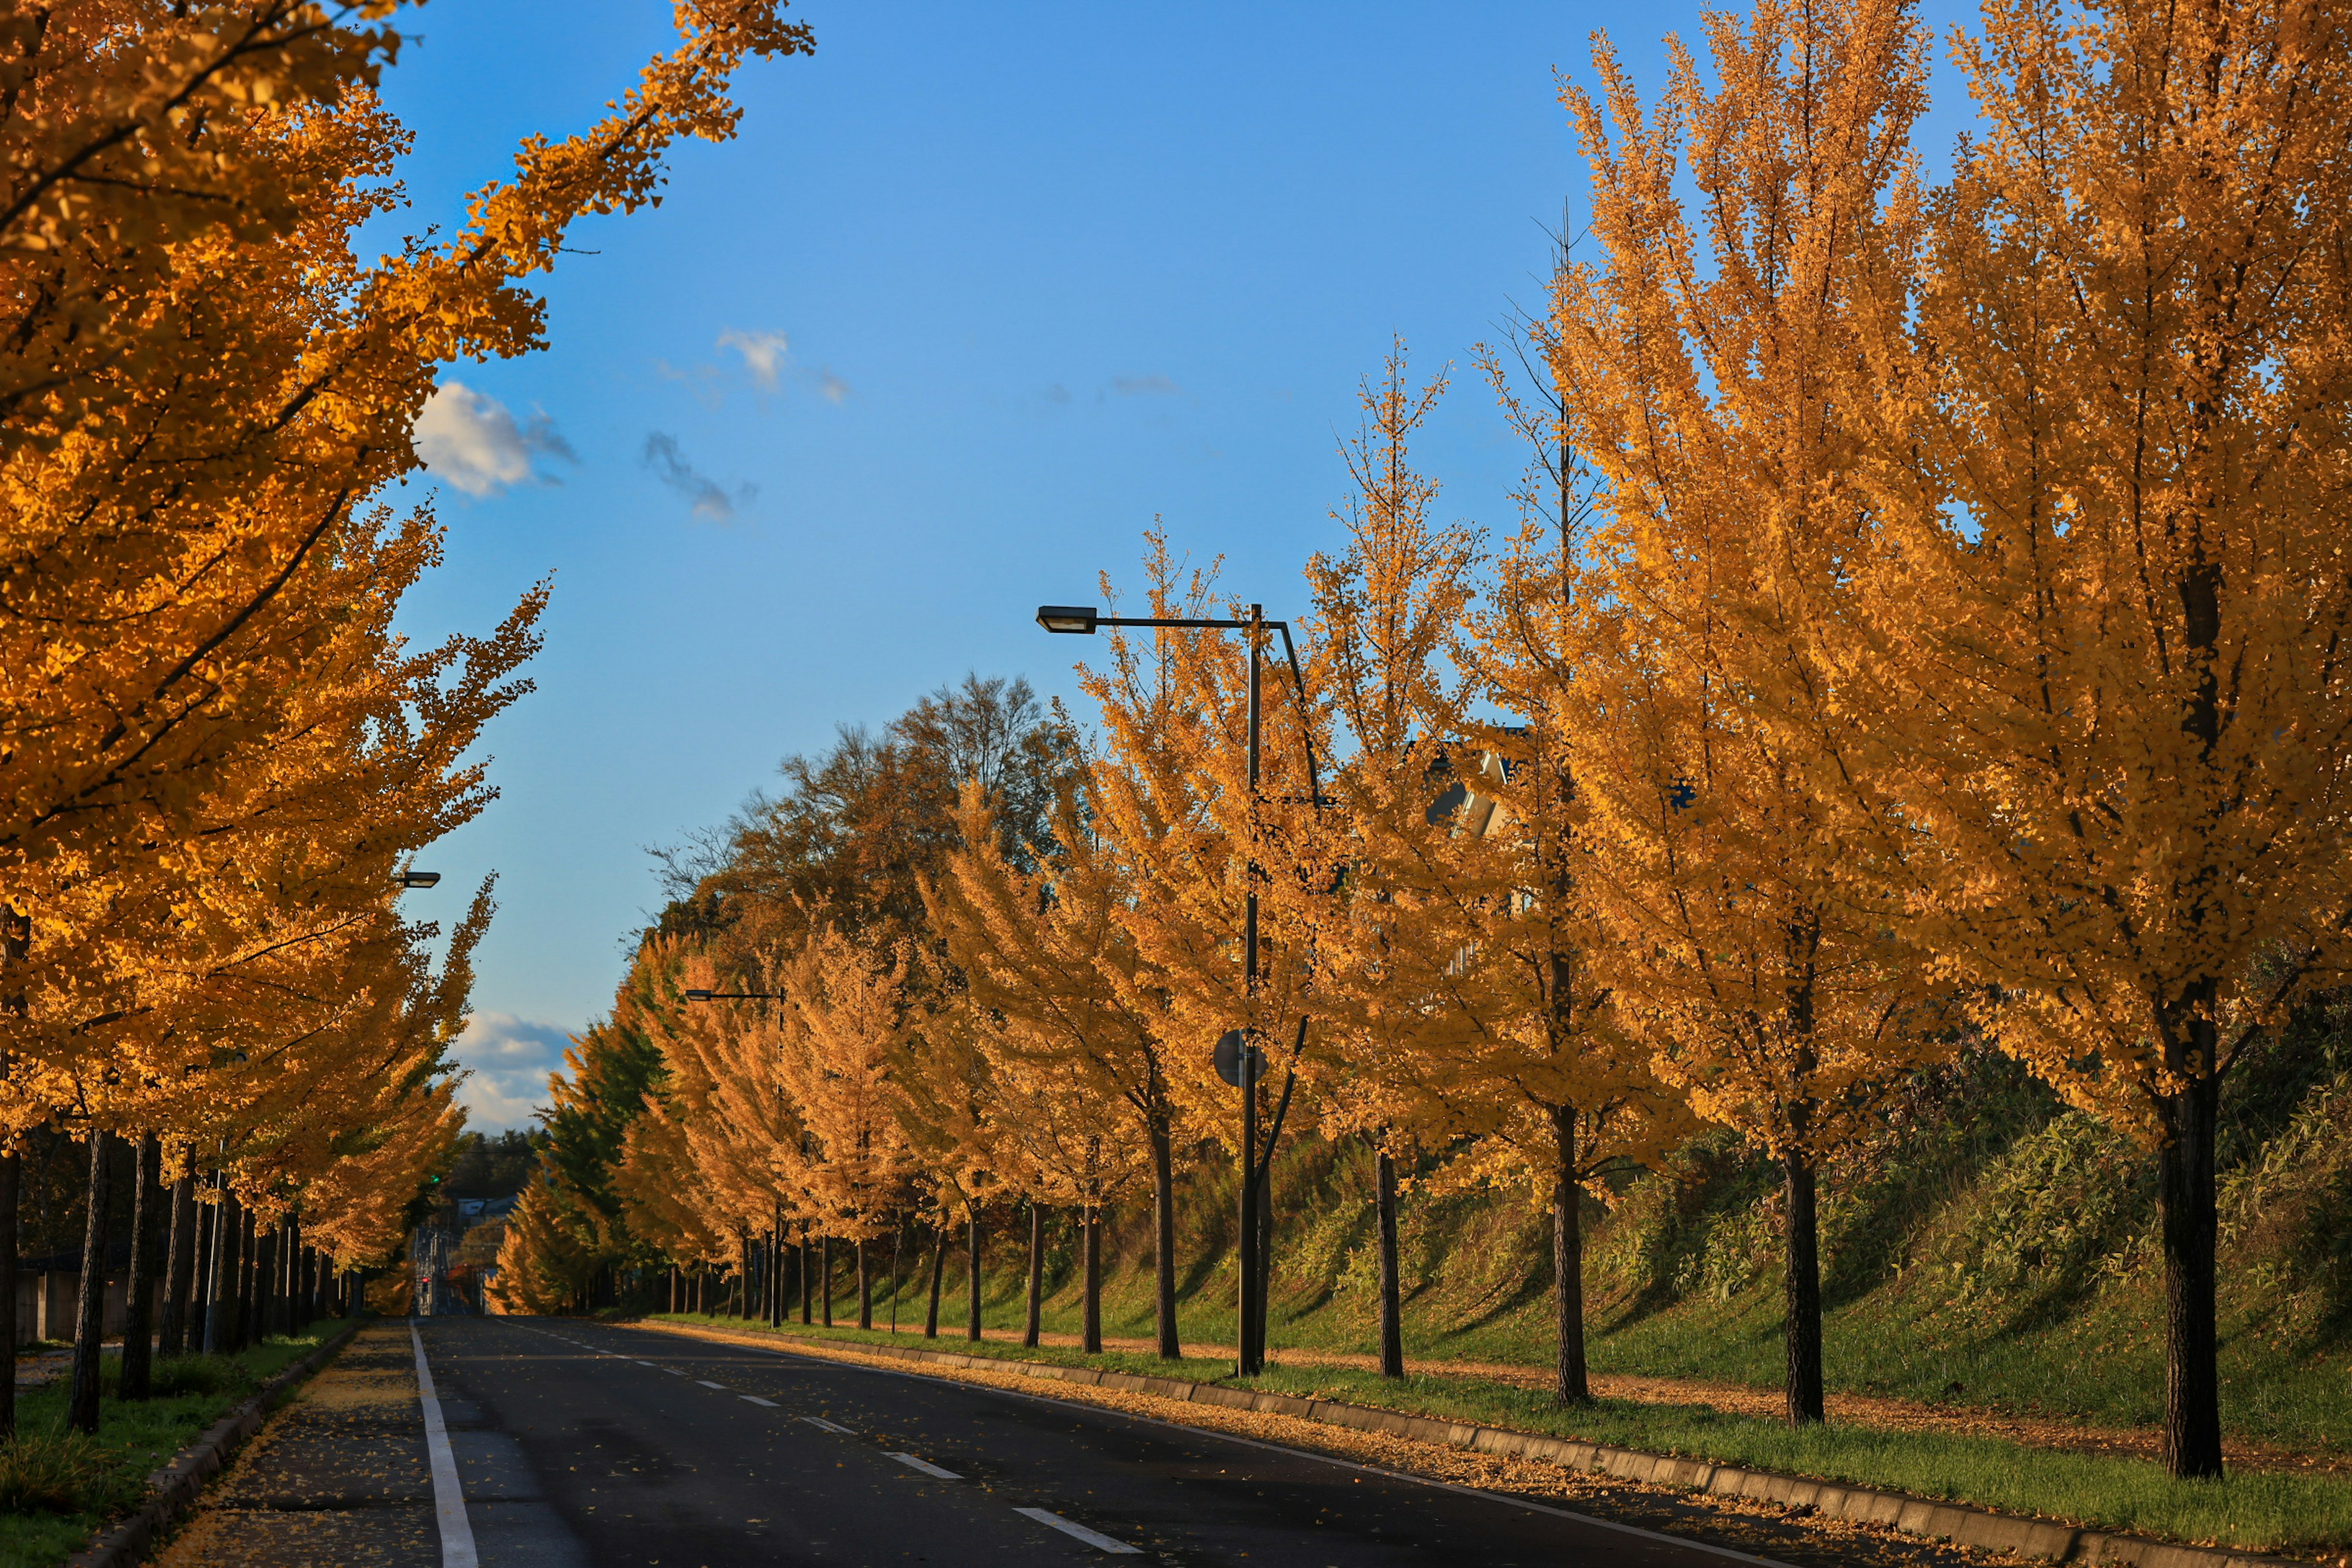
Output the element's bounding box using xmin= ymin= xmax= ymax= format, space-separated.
xmin=1212 ymin=1030 xmax=1265 ymax=1089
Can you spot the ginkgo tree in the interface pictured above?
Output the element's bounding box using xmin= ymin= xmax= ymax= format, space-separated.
xmin=1826 ymin=0 xmax=2352 ymax=1477
xmin=1521 ymin=0 xmax=1946 ymax=1425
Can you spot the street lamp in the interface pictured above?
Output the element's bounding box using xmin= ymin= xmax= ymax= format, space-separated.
xmin=392 ymin=870 xmax=442 ymax=889
xmin=1035 ymin=599 xmax=1322 ymax=1375
xmin=682 ymin=989 xmax=784 ymax=1002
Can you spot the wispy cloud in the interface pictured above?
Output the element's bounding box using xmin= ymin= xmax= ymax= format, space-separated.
xmin=451 ymin=1012 xmax=573 ymax=1132
xmin=413 ymin=382 xmax=576 ymax=497
xmin=643 ymin=431 xmax=755 ymax=522
xmin=1044 ymin=383 xmax=1073 ymax=405
xmin=814 ymin=368 xmax=852 ymax=405
xmin=717 ymin=328 xmax=792 ymax=392
xmin=1110 ymin=373 xmax=1180 ymax=396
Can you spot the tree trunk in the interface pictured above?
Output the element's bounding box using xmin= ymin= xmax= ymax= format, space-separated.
xmin=1376 ymin=1141 xmax=1404 ymax=1381
xmin=202 ymin=1185 xmax=233 ymax=1354
xmin=2158 ymin=1064 xmax=2225 ymax=1477
xmin=0 ymin=1149 xmax=18 ymax=1436
xmin=1151 ymin=1115 xmax=1180 ymax=1360
xmin=820 ymin=1235 xmax=833 ymax=1328
xmin=856 ymin=1237 xmax=873 ymax=1330
xmin=924 ymin=1224 xmax=945 ymax=1338
xmin=1023 ymin=1202 xmax=1044 ymax=1350
xmin=739 ymin=1230 xmax=753 ymax=1321
xmin=1782 ymin=1147 xmax=1825 ymax=1425
xmin=1082 ymin=1202 xmax=1102 ymax=1354
xmin=966 ymin=1208 xmax=983 ymax=1341
xmin=121 ymin=1134 xmax=161 ymax=1399
xmin=1548 ymin=1105 xmax=1589 ymax=1403
xmin=253 ymin=1221 xmax=277 ymax=1347
xmin=68 ymin=1128 xmax=110 ymax=1433
xmin=160 ymin=1174 xmax=194 ymax=1356
xmin=799 ymin=1231 xmax=812 ymax=1325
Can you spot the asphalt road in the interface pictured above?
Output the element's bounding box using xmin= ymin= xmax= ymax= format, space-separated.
xmin=402 ymin=1314 xmax=1780 ymax=1568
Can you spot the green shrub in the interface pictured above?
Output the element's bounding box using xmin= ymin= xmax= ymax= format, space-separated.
xmin=0 ymin=1431 xmax=139 ymax=1517
xmin=149 ymin=1354 xmax=251 ymax=1400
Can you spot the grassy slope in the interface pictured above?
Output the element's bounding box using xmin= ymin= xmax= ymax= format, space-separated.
xmin=0 ymin=1330 xmax=339 ymax=1568
xmin=671 ymin=1035 xmax=2352 ymax=1550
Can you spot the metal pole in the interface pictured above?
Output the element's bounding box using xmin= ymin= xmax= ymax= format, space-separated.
xmin=1239 ymin=604 xmax=1262 ymax=1376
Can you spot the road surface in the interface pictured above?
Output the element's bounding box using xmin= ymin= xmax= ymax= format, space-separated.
xmin=162 ymin=1316 xmax=1809 ymax=1567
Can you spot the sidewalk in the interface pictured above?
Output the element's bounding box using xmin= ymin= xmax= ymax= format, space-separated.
xmin=151 ymin=1322 xmax=439 ymax=1568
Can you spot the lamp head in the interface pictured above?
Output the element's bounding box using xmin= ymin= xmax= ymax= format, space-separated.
xmin=683 ymin=989 xmax=715 ymax=1002
xmin=1035 ymin=605 xmax=1099 ymax=635
xmin=393 ymin=870 xmax=442 ymax=889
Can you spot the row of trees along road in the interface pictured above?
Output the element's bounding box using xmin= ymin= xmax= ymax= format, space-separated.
xmin=492 ymin=0 xmax=2352 ymax=1482
xmin=0 ymin=1 xmax=815 ymax=1435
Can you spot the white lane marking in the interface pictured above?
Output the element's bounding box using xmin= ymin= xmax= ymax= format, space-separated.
xmin=410 ymin=1322 xmax=480 ymax=1568
xmin=636 ymin=1360 xmax=657 ymax=1366
xmin=800 ymin=1415 xmax=853 ymax=1434
xmin=696 ymin=1379 xmax=728 ymax=1390
xmin=741 ymin=1395 xmax=780 ymax=1408
xmin=1014 ymin=1507 xmax=1139 ymax=1554
xmin=710 ymin=1329 xmax=1790 ymax=1568
xmin=662 ymin=1368 xmax=685 ymax=1376
xmin=889 ymin=1452 xmax=962 ymax=1479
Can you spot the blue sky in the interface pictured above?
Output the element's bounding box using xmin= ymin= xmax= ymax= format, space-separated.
xmin=386 ymin=1 xmax=1978 ymax=1129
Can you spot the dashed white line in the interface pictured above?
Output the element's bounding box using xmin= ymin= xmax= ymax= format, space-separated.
xmin=1014 ymin=1507 xmax=1139 ymax=1555
xmin=661 ymin=1368 xmax=685 ymax=1376
xmin=741 ymin=1395 xmax=780 ymax=1408
xmin=696 ymin=1379 xmax=729 ymax=1390
xmin=889 ymin=1452 xmax=961 ymax=1480
xmin=800 ymin=1415 xmax=853 ymax=1434
xmin=636 ymin=1360 xmax=656 ymax=1366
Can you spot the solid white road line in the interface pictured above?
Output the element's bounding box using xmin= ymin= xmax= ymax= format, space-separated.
xmin=696 ymin=1379 xmax=729 ymax=1390
xmin=800 ymin=1415 xmax=853 ymax=1434
xmin=410 ymin=1321 xmax=480 ymax=1568
xmin=741 ymin=1395 xmax=780 ymax=1408
xmin=1014 ymin=1507 xmax=1140 ymax=1555
xmin=889 ymin=1452 xmax=961 ymax=1480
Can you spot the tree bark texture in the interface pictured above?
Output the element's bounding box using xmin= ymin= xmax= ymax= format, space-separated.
xmin=2158 ymin=1060 xmax=2225 ymax=1477
xmin=68 ymin=1128 xmax=111 ymax=1433
xmin=1082 ymin=1203 xmax=1102 ymax=1354
xmin=820 ymin=1235 xmax=833 ymax=1327
xmin=252 ymin=1223 xmax=277 ymax=1346
xmin=1152 ymin=1116 xmax=1180 ymax=1360
xmin=0 ymin=1150 xmax=18 ymax=1436
xmin=1376 ymin=1142 xmax=1404 ymax=1380
xmin=1548 ymin=1105 xmax=1590 ymax=1403
xmin=967 ymin=1209 xmax=983 ymax=1342
xmin=924 ymin=1224 xmax=945 ymax=1338
xmin=1023 ymin=1202 xmax=1044 ymax=1350
xmin=856 ymin=1237 xmax=873 ymax=1330
xmin=120 ymin=1134 xmax=161 ymax=1399
xmin=159 ymin=1174 xmax=193 ymax=1356
xmin=1782 ymin=1147 xmax=1825 ymax=1425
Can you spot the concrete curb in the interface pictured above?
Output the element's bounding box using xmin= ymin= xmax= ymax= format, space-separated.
xmin=646 ymin=1319 xmax=2309 ymax=1568
xmin=64 ymin=1317 xmax=367 ymax=1568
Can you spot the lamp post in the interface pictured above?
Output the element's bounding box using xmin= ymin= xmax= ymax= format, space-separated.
xmin=1036 ymin=600 xmax=1322 ymax=1375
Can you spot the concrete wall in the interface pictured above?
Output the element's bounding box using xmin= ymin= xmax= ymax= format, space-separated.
xmin=13 ymin=1272 xmax=127 ymax=1344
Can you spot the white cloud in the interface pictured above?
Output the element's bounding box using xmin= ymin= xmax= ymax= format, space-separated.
xmin=451 ymin=1011 xmax=573 ymax=1132
xmin=1111 ymin=373 xmax=1180 ymax=396
xmin=718 ymin=328 xmax=792 ymax=391
xmin=814 ymin=368 xmax=851 ymax=405
xmin=413 ymin=382 xmax=576 ymax=497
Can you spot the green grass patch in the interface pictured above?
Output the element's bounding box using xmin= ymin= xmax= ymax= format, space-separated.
xmin=647 ymin=1308 xmax=2352 ymax=1553
xmin=0 ymin=1327 xmax=344 ymax=1568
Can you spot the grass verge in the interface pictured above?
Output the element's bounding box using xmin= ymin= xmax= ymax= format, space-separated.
xmin=0 ymin=1328 xmax=341 ymax=1568
xmin=647 ymin=1310 xmax=2352 ymax=1554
